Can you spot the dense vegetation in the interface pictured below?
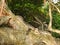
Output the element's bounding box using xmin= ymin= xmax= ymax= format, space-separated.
xmin=8 ymin=0 xmax=60 ymax=29
xmin=6 ymin=0 xmax=60 ymax=30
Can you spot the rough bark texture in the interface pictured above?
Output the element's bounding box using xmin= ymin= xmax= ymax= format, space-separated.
xmin=0 ymin=1 xmax=59 ymax=45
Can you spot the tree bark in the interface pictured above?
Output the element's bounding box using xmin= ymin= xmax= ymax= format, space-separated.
xmin=0 ymin=0 xmax=59 ymax=45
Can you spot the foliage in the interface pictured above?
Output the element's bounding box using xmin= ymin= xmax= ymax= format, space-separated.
xmin=6 ymin=0 xmax=60 ymax=30
xmin=52 ymin=11 xmax=60 ymax=30
xmin=6 ymin=0 xmax=44 ymax=22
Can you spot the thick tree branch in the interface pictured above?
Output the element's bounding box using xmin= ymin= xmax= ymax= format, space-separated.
xmin=48 ymin=2 xmax=52 ymax=30
xmin=0 ymin=0 xmax=5 ymax=16
xmin=48 ymin=29 xmax=60 ymax=34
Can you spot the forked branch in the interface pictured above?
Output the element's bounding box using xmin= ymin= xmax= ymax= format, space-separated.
xmin=48 ymin=0 xmax=60 ymax=34
xmin=50 ymin=2 xmax=60 ymax=13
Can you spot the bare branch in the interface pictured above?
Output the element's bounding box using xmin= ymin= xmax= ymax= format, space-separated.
xmin=33 ymin=16 xmax=44 ymax=30
xmin=49 ymin=1 xmax=60 ymax=13
xmin=48 ymin=1 xmax=52 ymax=30
xmin=47 ymin=0 xmax=60 ymax=34
xmin=48 ymin=28 xmax=60 ymax=34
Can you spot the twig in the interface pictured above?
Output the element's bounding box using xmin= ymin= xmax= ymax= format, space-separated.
xmin=33 ymin=21 xmax=40 ymax=25
xmin=33 ymin=16 xmax=44 ymax=30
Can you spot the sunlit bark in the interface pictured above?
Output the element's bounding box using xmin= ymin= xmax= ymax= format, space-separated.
xmin=0 ymin=0 xmax=5 ymax=16
xmin=48 ymin=2 xmax=52 ymax=30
